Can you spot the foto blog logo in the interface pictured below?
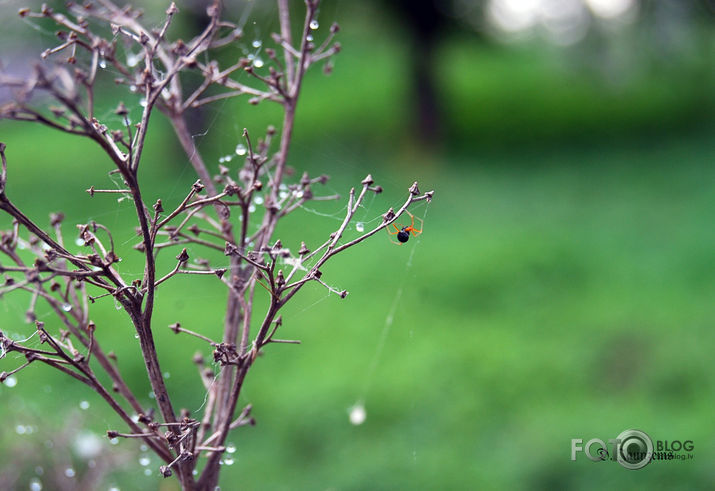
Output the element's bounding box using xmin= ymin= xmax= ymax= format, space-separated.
xmin=571 ymin=429 xmax=653 ymax=470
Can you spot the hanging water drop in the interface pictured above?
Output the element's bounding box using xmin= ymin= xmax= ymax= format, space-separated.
xmin=248 ymin=205 xmax=256 ymax=213
xmin=226 ymin=443 xmax=236 ymax=454
xmin=64 ymin=468 xmax=76 ymax=478
xmin=139 ymin=455 xmax=151 ymax=466
xmin=75 ymin=238 xmax=84 ymax=246
xmin=129 ymin=85 xmax=138 ymax=93
xmin=163 ymin=372 xmax=170 ymax=379
xmin=140 ymin=444 xmax=148 ymax=452
xmin=251 ymin=39 xmax=262 ymax=48
xmin=355 ymin=222 xmax=365 ymax=232
xmin=349 ymin=403 xmax=366 ymax=425
xmin=306 ymin=34 xmax=314 ymax=42
xmin=139 ymin=98 xmax=147 ymax=107
xmin=15 ymin=425 xmax=26 ymax=435
xmin=79 ymin=400 xmax=90 ymax=410
xmin=253 ymin=58 xmax=264 ymax=68
xmin=99 ymin=58 xmax=107 ymax=69
xmin=127 ymin=53 xmax=140 ymax=67
xmin=29 ymin=478 xmax=43 ymax=491
xmin=224 ymin=457 xmax=235 ymax=466
xmin=143 ymin=469 xmax=152 ymax=476
xmin=4 ymin=375 xmax=17 ymax=387
xmin=253 ymin=196 xmax=264 ymax=205
xmin=61 ymin=303 xmax=72 ymax=312
xmin=309 ymin=19 xmax=319 ymax=30
xmin=235 ymin=144 xmax=247 ymax=156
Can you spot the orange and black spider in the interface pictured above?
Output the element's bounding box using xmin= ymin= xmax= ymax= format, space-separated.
xmin=386 ymin=210 xmax=423 ymax=244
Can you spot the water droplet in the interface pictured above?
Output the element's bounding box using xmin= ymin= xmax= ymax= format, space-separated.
xmin=109 ymin=437 xmax=119 ymax=445
xmin=218 ymin=156 xmax=225 ymax=164
xmin=253 ymin=196 xmax=264 ymax=205
xmin=99 ymin=58 xmax=107 ymax=69
xmin=109 ymin=486 xmax=120 ymax=491
xmin=279 ymin=183 xmax=288 ymax=191
xmin=251 ymin=39 xmax=262 ymax=48
xmin=306 ymin=34 xmax=314 ymax=42
xmin=139 ymin=98 xmax=147 ymax=107
xmin=134 ymin=333 xmax=139 ymax=339
xmin=279 ymin=191 xmax=288 ymax=199
xmin=74 ymin=431 xmax=102 ymax=458
xmin=309 ymin=20 xmax=319 ymax=30
xmin=226 ymin=443 xmax=236 ymax=454
xmin=295 ymin=190 xmax=304 ymax=199
xmin=15 ymin=425 xmax=26 ymax=435
xmin=248 ymin=205 xmax=256 ymax=213
xmin=129 ymin=85 xmax=137 ymax=93
xmin=148 ymin=391 xmax=155 ymax=399
xmin=139 ymin=455 xmax=151 ymax=466
xmin=163 ymin=372 xmax=170 ymax=379
xmin=140 ymin=444 xmax=148 ymax=452
xmin=235 ymin=144 xmax=247 ymax=156
xmin=349 ymin=404 xmax=366 ymax=425
xmin=127 ymin=53 xmax=140 ymax=67
xmin=75 ymin=238 xmax=84 ymax=246
xmin=4 ymin=375 xmax=17 ymax=387
xmin=79 ymin=400 xmax=90 ymax=410
xmin=35 ymin=466 xmax=44 ymax=476
xmin=29 ymin=478 xmax=43 ymax=491
xmin=64 ymin=468 xmax=76 ymax=478
xmin=224 ymin=457 xmax=234 ymax=466
xmin=143 ymin=468 xmax=152 ymax=476
xmin=355 ymin=222 xmax=365 ymax=232
xmin=252 ymin=58 xmax=264 ymax=68
xmin=61 ymin=303 xmax=72 ymax=312
xmin=192 ymin=470 xmax=198 ymax=476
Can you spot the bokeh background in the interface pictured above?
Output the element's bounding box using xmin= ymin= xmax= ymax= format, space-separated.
xmin=1 ymin=0 xmax=714 ymax=489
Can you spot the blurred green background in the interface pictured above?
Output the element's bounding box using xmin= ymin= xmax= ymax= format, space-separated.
xmin=1 ymin=0 xmax=714 ymax=489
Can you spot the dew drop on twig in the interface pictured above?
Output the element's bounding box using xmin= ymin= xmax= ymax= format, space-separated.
xmin=355 ymin=222 xmax=364 ymax=232
xmin=64 ymin=468 xmax=75 ymax=478
xmin=4 ymin=375 xmax=17 ymax=387
xmin=235 ymin=144 xmax=247 ymax=156
xmin=61 ymin=303 xmax=72 ymax=312
xmin=29 ymin=478 xmax=43 ymax=491
xmin=79 ymin=400 xmax=90 ymax=410
xmin=251 ymin=39 xmax=262 ymax=48
xmin=309 ymin=20 xmax=319 ymax=30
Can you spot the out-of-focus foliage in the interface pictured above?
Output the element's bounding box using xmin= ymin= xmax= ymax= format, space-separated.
xmin=0 ymin=1 xmax=712 ymax=489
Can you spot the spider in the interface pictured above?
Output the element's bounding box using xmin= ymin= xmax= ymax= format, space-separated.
xmin=386 ymin=210 xmax=423 ymax=244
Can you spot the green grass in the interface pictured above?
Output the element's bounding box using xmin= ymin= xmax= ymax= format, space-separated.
xmin=1 ymin=123 xmax=713 ymax=489
xmin=0 ymin=3 xmax=713 ymax=488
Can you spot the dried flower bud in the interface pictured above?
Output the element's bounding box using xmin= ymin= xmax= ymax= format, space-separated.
xmin=299 ymin=241 xmax=309 ymax=256
xmin=154 ymin=199 xmax=163 ymax=213
xmin=115 ymin=102 xmax=129 ymax=116
xmin=169 ymin=322 xmax=181 ymax=334
xmin=106 ymin=430 xmax=119 ymax=439
xmin=192 ymin=180 xmax=204 ymax=192
xmin=361 ymin=174 xmax=374 ymax=186
xmin=330 ymin=22 xmax=340 ymax=33
xmin=409 ymin=182 xmax=420 ymax=195
xmin=176 ymin=248 xmax=189 ymax=263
